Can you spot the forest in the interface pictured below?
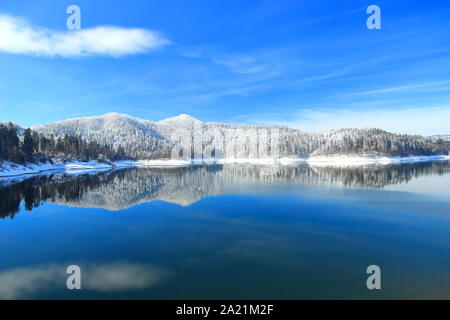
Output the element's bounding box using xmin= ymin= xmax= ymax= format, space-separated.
xmin=0 ymin=122 xmax=126 ymax=164
xmin=33 ymin=113 xmax=450 ymax=160
xmin=2 ymin=113 xmax=450 ymax=165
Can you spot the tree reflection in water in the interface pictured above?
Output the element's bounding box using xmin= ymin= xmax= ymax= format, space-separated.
xmin=1 ymin=161 xmax=449 ymax=219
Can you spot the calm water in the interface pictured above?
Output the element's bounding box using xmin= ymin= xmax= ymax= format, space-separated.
xmin=1 ymin=162 xmax=450 ymax=299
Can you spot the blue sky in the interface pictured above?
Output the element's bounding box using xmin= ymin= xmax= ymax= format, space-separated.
xmin=0 ymin=0 xmax=449 ymax=135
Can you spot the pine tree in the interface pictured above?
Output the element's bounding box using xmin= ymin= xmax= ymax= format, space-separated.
xmin=21 ymin=128 xmax=34 ymax=162
xmin=32 ymin=131 xmax=40 ymax=153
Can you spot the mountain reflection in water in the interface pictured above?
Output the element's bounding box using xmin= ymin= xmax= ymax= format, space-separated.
xmin=1 ymin=161 xmax=449 ymax=219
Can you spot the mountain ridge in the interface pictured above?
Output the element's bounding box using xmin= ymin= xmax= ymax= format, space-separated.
xmin=428 ymin=134 xmax=450 ymax=141
xmin=31 ymin=113 xmax=450 ymax=160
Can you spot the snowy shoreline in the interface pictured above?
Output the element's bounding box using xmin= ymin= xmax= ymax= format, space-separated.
xmin=282 ymin=155 xmax=450 ymax=166
xmin=0 ymin=155 xmax=448 ymax=179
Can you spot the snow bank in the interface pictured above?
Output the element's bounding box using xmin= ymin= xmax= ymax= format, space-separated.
xmin=303 ymin=155 xmax=450 ymax=166
xmin=0 ymin=161 xmax=117 ymax=178
xmin=133 ymin=159 xmax=192 ymax=167
xmin=210 ymin=155 xmax=449 ymax=166
xmin=0 ymin=159 xmax=193 ymax=179
xmin=1 ymin=155 xmax=448 ymax=179
xmin=133 ymin=155 xmax=450 ymax=166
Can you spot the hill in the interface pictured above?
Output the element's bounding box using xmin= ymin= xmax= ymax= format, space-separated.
xmin=32 ymin=113 xmax=450 ymax=160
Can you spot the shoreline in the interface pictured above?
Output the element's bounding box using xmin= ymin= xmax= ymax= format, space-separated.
xmin=0 ymin=155 xmax=448 ymax=179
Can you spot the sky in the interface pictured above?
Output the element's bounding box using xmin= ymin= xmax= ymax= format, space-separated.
xmin=0 ymin=0 xmax=449 ymax=135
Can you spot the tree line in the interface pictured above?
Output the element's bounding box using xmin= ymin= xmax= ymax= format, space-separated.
xmin=279 ymin=128 xmax=450 ymax=157
xmin=0 ymin=122 xmax=127 ymax=164
xmin=0 ymin=169 xmax=126 ymax=219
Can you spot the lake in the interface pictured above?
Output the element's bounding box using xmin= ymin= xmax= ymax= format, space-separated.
xmin=0 ymin=161 xmax=450 ymax=299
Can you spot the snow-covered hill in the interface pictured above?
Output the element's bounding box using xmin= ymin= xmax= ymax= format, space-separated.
xmin=429 ymin=135 xmax=450 ymax=141
xmin=33 ymin=113 xmax=450 ymax=160
xmin=33 ymin=113 xmax=166 ymax=159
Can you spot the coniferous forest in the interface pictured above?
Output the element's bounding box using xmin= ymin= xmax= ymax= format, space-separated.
xmin=0 ymin=122 xmax=126 ymax=164
xmin=1 ymin=113 xmax=449 ymax=167
xmin=32 ymin=113 xmax=450 ymax=160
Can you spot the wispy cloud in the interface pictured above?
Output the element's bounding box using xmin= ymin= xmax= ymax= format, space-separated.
xmin=180 ymin=45 xmax=298 ymax=75
xmin=0 ymin=14 xmax=170 ymax=58
xmin=344 ymin=80 xmax=450 ymax=97
xmin=211 ymin=54 xmax=270 ymax=74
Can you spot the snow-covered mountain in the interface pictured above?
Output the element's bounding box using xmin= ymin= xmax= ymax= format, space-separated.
xmin=429 ymin=135 xmax=450 ymax=141
xmin=33 ymin=112 xmax=450 ymax=160
xmin=0 ymin=122 xmax=24 ymax=134
xmin=33 ymin=113 xmax=165 ymax=159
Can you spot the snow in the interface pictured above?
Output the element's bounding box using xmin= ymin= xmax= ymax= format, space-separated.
xmin=303 ymin=155 xmax=450 ymax=166
xmin=275 ymin=155 xmax=450 ymax=166
xmin=1 ymin=155 xmax=448 ymax=179
xmin=32 ymin=113 xmax=163 ymax=159
xmin=213 ymin=155 xmax=450 ymax=166
xmin=0 ymin=159 xmax=195 ymax=179
xmin=33 ymin=113 xmax=450 ymax=162
xmin=121 ymin=159 xmax=192 ymax=167
xmin=157 ymin=114 xmax=200 ymax=125
xmin=0 ymin=160 xmax=118 ymax=178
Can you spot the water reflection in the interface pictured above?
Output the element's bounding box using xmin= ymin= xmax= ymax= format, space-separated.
xmin=1 ymin=161 xmax=449 ymax=218
xmin=0 ymin=262 xmax=170 ymax=299
xmin=1 ymin=161 xmax=450 ymax=299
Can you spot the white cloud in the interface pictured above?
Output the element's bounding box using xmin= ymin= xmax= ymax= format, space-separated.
xmin=83 ymin=262 xmax=170 ymax=292
xmin=345 ymin=80 xmax=450 ymax=97
xmin=212 ymin=55 xmax=270 ymax=74
xmin=0 ymin=262 xmax=170 ymax=299
xmin=252 ymin=106 xmax=450 ymax=136
xmin=0 ymin=265 xmax=61 ymax=299
xmin=0 ymin=14 xmax=170 ymax=57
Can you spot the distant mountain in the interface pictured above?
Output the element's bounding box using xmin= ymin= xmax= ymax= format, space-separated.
xmin=0 ymin=122 xmax=24 ymax=134
xmin=428 ymin=135 xmax=450 ymax=141
xmin=33 ymin=113 xmax=450 ymax=160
